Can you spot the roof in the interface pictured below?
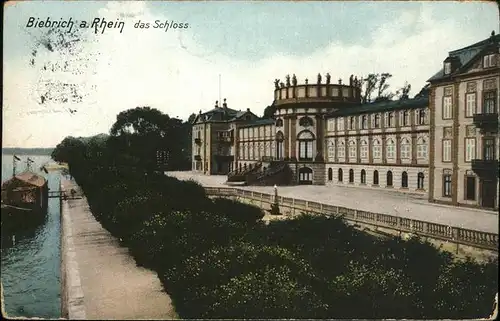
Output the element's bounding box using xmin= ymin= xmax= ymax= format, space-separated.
xmin=428 ymin=33 xmax=500 ymax=83
xmin=6 ymin=172 xmax=47 ymax=188
xmin=239 ymin=118 xmax=275 ymax=127
xmin=326 ymin=95 xmax=429 ymax=118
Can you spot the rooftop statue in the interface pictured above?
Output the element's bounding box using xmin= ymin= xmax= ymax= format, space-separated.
xmin=326 ymin=73 xmax=331 ymax=84
xmin=286 ymin=74 xmax=291 ymax=87
xmin=305 ymin=78 xmax=309 ymax=85
xmin=280 ymin=82 xmax=285 ymax=88
xmin=274 ymin=79 xmax=280 ymax=89
xmin=338 ymin=78 xmax=342 ymax=85
xmin=317 ymin=73 xmax=322 ymax=84
xmin=349 ymin=75 xmax=354 ymax=85
xmin=292 ymin=74 xmax=297 ymax=86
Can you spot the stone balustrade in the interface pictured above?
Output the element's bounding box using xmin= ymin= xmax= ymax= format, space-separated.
xmin=204 ymin=186 xmax=499 ymax=251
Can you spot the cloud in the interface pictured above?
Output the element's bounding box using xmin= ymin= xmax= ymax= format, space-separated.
xmin=2 ymin=1 xmax=496 ymax=147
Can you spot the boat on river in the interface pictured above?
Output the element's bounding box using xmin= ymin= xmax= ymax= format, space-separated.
xmin=1 ymin=156 xmax=49 ymax=231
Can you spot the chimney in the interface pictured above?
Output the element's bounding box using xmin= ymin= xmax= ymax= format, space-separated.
xmin=492 ymin=30 xmax=496 ymax=37
xmin=246 ymin=108 xmax=250 ymax=112
xmin=223 ymin=98 xmax=227 ymax=108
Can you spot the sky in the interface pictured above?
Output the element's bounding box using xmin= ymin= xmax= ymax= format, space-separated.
xmin=3 ymin=0 xmax=499 ymax=148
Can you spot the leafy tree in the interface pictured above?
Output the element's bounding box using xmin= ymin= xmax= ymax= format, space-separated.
xmin=263 ymin=104 xmax=276 ymax=118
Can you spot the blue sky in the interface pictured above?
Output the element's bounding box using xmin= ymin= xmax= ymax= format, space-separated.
xmin=3 ymin=1 xmax=499 ymax=147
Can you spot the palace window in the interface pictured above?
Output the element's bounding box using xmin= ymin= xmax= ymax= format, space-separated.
xmin=372 ymin=139 xmax=381 ymax=159
xmin=361 ymin=115 xmax=368 ymax=129
xmin=443 ymin=171 xmax=452 ymax=197
xmin=386 ymin=171 xmax=393 ymax=187
xmin=327 ymin=140 xmax=335 ymax=160
xmin=360 ymin=169 xmax=366 ymax=184
xmin=483 ymin=53 xmax=496 ymax=68
xmin=483 ymin=91 xmax=497 ymax=114
xmin=327 ymin=119 xmax=335 ymax=131
xmin=373 ymin=170 xmax=379 ymax=185
xmin=360 ymin=140 xmax=368 ymax=159
xmin=338 ymin=168 xmax=343 ymax=182
xmin=348 ymin=117 xmax=355 ymax=130
xmin=483 ymin=138 xmax=495 ymax=160
xmin=465 ymin=93 xmax=476 ymax=117
xmin=402 ymin=111 xmax=410 ymax=126
xmin=400 ymin=138 xmax=411 ymax=159
xmin=386 ymin=139 xmax=395 ymax=159
xmin=443 ymin=96 xmax=452 ymax=119
xmin=465 ymin=138 xmax=476 ymax=162
xmin=276 ymin=131 xmax=284 ymax=160
xmin=298 ymin=130 xmax=314 ymax=160
xmin=417 ymin=109 xmax=426 ymax=125
xmin=465 ymin=171 xmax=476 ymax=201
xmin=275 ymin=118 xmax=284 ymax=127
xmin=386 ymin=112 xmax=394 ymax=127
xmin=328 ymin=168 xmax=333 ymax=181
xmin=337 ymin=117 xmax=345 ymax=131
xmin=374 ymin=114 xmax=381 ymax=128
xmin=444 ymin=62 xmax=451 ymax=75
xmin=348 ymin=141 xmax=357 ymax=159
xmin=338 ymin=141 xmax=345 ymax=158
xmin=299 ymin=116 xmax=313 ymax=127
xmin=349 ymin=169 xmax=354 ymax=183
xmin=443 ymin=139 xmax=451 ymax=162
xmin=401 ymin=171 xmax=408 ymax=188
xmin=417 ymin=172 xmax=424 ymax=190
xmin=417 ymin=137 xmax=428 ymax=159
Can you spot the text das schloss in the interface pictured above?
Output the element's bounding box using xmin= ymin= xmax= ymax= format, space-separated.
xmin=134 ymin=20 xmax=189 ymax=32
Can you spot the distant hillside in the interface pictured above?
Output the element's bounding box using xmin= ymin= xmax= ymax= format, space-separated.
xmin=2 ymin=148 xmax=54 ymax=156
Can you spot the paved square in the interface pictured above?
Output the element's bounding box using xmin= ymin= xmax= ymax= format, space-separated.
xmin=167 ymin=171 xmax=498 ymax=234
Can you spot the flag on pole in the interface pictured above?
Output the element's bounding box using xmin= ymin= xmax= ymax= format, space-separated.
xmin=27 ymin=158 xmax=34 ymax=163
xmin=41 ymin=166 xmax=49 ymax=174
xmin=13 ymin=155 xmax=21 ymax=161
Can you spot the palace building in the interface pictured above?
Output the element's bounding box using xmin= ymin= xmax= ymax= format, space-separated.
xmin=428 ymin=31 xmax=499 ymax=210
xmin=191 ymin=32 xmax=498 ymax=210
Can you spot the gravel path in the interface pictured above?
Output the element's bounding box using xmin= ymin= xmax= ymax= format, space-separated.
xmin=61 ymin=179 xmax=178 ymax=320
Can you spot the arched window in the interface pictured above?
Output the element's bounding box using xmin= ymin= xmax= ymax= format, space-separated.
xmin=402 ymin=171 xmax=408 ymax=188
xmin=349 ymin=169 xmax=354 ymax=183
xmin=328 ymin=168 xmax=333 ymax=181
xmin=299 ymin=116 xmax=313 ymax=127
xmin=372 ymin=139 xmax=381 ymax=159
xmin=387 ymin=171 xmax=393 ymax=186
xmin=401 ymin=138 xmax=411 ymax=159
xmin=386 ymin=139 xmax=395 ymax=159
xmin=275 ymin=118 xmax=284 ymax=127
xmin=417 ymin=172 xmax=424 ymax=189
xmin=338 ymin=168 xmax=343 ymax=182
xmin=417 ymin=137 xmax=428 ymax=159
xmin=360 ymin=169 xmax=366 ymax=184
xmin=298 ymin=167 xmax=313 ymax=185
xmin=402 ymin=111 xmax=410 ymax=126
xmin=373 ymin=170 xmax=379 ymax=185
xmin=276 ymin=131 xmax=284 ymax=159
xmin=297 ymin=130 xmax=315 ymax=161
xmin=338 ymin=141 xmax=346 ymax=158
xmin=327 ymin=139 xmax=335 ymax=160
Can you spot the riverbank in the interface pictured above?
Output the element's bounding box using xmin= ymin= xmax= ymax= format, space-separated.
xmin=60 ymin=178 xmax=178 ymax=319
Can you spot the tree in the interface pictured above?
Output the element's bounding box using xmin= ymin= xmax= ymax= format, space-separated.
xmin=188 ymin=113 xmax=197 ymax=124
xmin=360 ymin=74 xmax=379 ymax=103
xmin=263 ymin=104 xmax=276 ymax=119
xmin=395 ymin=81 xmax=412 ymax=100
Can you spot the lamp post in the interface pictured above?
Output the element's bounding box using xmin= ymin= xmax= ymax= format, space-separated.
xmin=271 ymin=184 xmax=280 ymax=215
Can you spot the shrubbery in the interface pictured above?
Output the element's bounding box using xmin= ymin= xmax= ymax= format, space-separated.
xmin=57 ymin=137 xmax=498 ymax=319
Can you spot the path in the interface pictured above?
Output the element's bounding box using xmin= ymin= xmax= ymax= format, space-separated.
xmin=61 ymin=179 xmax=177 ymax=320
xmin=167 ymin=171 xmax=498 ymax=234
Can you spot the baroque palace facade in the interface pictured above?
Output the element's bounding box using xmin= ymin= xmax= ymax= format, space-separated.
xmin=192 ymin=32 xmax=499 ymax=210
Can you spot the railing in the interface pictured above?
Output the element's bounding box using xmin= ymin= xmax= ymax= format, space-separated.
xmin=204 ymin=186 xmax=499 ymax=251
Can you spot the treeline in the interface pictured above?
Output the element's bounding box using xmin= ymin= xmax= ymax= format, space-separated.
xmin=2 ymin=148 xmax=54 ymax=155
xmin=52 ymin=114 xmax=497 ymax=319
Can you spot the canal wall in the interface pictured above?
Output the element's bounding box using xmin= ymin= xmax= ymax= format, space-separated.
xmin=60 ymin=181 xmax=86 ymax=319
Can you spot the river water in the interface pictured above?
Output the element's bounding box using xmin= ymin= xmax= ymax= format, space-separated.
xmin=1 ymin=154 xmax=61 ymax=318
